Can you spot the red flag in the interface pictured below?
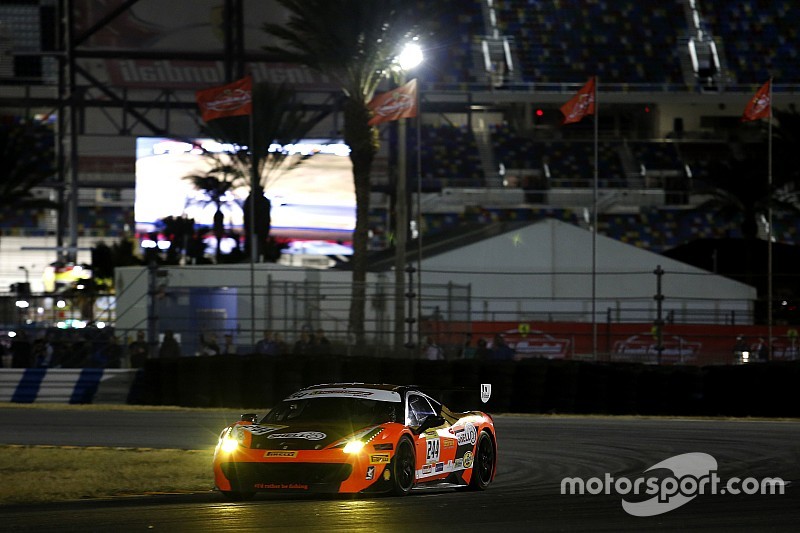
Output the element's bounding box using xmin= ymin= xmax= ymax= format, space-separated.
xmin=742 ymin=80 xmax=771 ymax=122
xmin=195 ymin=76 xmax=253 ymax=122
xmin=560 ymin=77 xmax=596 ymax=125
xmin=367 ymin=78 xmax=418 ymax=126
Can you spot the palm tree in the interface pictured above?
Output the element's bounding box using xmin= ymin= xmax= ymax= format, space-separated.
xmin=199 ymin=82 xmax=324 ymax=261
xmin=692 ymin=108 xmax=800 ymax=320
xmin=262 ymin=0 xmax=428 ymax=347
xmin=697 ymin=108 xmax=800 ymax=241
xmin=182 ymin=157 xmax=242 ymax=262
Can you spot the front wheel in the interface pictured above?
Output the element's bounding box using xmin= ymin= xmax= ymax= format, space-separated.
xmin=468 ymin=431 xmax=495 ymax=490
xmin=391 ymin=437 xmax=416 ymax=495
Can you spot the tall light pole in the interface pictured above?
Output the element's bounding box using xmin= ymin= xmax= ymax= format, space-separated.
xmin=394 ymin=42 xmax=423 ymax=353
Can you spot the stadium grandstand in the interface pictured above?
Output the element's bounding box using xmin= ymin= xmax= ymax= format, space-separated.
xmin=1 ymin=0 xmax=799 ymax=330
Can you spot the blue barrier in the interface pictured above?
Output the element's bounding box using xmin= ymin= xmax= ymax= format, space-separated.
xmin=0 ymin=369 xmax=139 ymax=404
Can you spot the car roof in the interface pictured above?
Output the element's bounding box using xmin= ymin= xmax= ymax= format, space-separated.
xmin=283 ymin=383 xmax=405 ymax=403
xmin=302 ymin=383 xmax=409 ymax=393
xmin=299 ymin=383 xmax=439 ymax=399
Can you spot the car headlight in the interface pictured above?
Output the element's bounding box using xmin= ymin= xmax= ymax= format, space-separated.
xmin=335 ymin=427 xmax=384 ymax=454
xmin=219 ymin=427 xmax=242 ymax=453
xmin=220 ymin=433 xmax=239 ymax=453
xmin=343 ymin=440 xmax=365 ymax=454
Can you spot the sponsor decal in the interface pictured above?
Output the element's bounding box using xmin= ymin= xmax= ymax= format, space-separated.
xmin=288 ymin=388 xmax=375 ymax=399
xmin=255 ymin=483 xmax=309 ymax=490
xmin=456 ymin=423 xmax=477 ymax=446
xmin=613 ymin=334 xmax=701 ymax=364
xmin=366 ymin=466 xmax=375 ymax=480
xmin=502 ymin=327 xmax=571 ymax=359
xmin=442 ymin=438 xmax=455 ymax=449
xmin=204 ymin=88 xmax=250 ymax=113
xmin=263 ymin=450 xmax=298 ymax=458
xmin=463 ymin=451 xmax=474 ymax=469
xmin=416 ymin=459 xmax=463 ymax=479
xmin=481 ymin=384 xmax=492 ymax=404
xmin=268 ymin=431 xmax=326 ymax=441
xmin=426 ymin=438 xmax=441 ymax=463
xmin=286 ymin=388 xmax=402 ymax=402
xmin=384 ymin=469 xmax=392 ymax=481
xmin=369 ymin=453 xmax=391 ymax=464
xmin=244 ymin=425 xmax=286 ymax=436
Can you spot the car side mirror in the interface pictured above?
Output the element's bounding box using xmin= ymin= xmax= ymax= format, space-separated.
xmin=413 ymin=415 xmax=445 ymax=435
xmin=240 ymin=413 xmax=258 ymax=423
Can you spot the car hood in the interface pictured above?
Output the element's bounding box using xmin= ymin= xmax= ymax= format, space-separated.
xmin=237 ymin=422 xmax=381 ymax=451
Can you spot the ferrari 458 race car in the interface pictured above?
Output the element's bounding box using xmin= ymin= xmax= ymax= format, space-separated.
xmin=213 ymin=383 xmax=497 ymax=499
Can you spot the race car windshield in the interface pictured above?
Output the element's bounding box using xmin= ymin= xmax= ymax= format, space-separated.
xmin=263 ymin=397 xmax=402 ymax=426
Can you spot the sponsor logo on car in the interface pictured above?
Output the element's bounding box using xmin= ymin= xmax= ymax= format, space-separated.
xmin=288 ymin=389 xmax=375 ymax=399
xmin=454 ymin=458 xmax=464 ymax=469
xmin=268 ymin=431 xmax=327 ymax=441
xmin=435 ymin=462 xmax=444 ymax=473
xmin=255 ymin=483 xmax=309 ymax=490
xmin=481 ymin=383 xmax=492 ymax=403
xmin=245 ymin=424 xmax=286 ymax=435
xmin=366 ymin=466 xmax=375 ymax=480
xmin=442 ymin=438 xmax=455 ymax=448
xmin=463 ymin=451 xmax=474 ymax=469
xmin=369 ymin=453 xmax=391 ymax=464
xmin=263 ymin=450 xmax=298 ymax=458
xmin=456 ymin=423 xmax=477 ymax=446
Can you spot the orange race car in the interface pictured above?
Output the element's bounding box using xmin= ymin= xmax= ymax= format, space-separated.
xmin=213 ymin=383 xmax=497 ymax=499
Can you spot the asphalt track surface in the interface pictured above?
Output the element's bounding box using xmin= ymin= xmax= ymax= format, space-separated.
xmin=1 ymin=408 xmax=799 ymax=532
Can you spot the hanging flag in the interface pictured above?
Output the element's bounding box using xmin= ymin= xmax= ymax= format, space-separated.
xmin=367 ymin=78 xmax=418 ymax=126
xmin=741 ymin=80 xmax=771 ymax=122
xmin=195 ymin=76 xmax=253 ymax=122
xmin=560 ymin=77 xmax=596 ymax=125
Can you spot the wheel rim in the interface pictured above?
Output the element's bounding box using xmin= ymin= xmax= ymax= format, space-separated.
xmin=477 ymin=435 xmax=494 ymax=484
xmin=396 ymin=441 xmax=414 ymax=490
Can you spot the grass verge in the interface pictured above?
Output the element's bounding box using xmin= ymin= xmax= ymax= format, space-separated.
xmin=0 ymin=445 xmax=216 ymax=505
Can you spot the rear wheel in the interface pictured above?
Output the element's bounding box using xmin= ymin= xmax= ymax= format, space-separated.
xmin=468 ymin=431 xmax=495 ymax=490
xmin=391 ymin=437 xmax=416 ymax=495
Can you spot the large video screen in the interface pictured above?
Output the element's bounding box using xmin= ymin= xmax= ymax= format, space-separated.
xmin=135 ymin=137 xmax=355 ymax=242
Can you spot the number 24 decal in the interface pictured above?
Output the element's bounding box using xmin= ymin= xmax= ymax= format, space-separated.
xmin=426 ymin=438 xmax=440 ymax=462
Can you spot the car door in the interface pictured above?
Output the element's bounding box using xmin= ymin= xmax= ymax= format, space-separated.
xmin=406 ymin=393 xmax=449 ymax=483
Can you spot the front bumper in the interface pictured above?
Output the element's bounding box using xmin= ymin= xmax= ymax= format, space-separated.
xmin=214 ymin=447 xmax=394 ymax=494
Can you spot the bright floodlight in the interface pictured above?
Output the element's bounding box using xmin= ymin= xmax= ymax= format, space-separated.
xmin=397 ymin=43 xmax=423 ymax=71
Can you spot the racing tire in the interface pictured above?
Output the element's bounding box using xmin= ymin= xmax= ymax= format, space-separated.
xmin=391 ymin=436 xmax=416 ymax=496
xmin=468 ymin=431 xmax=495 ymax=491
xmin=220 ymin=490 xmax=255 ymax=502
